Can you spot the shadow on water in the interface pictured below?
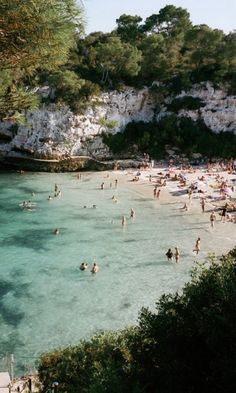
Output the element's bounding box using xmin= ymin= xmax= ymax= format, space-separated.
xmin=0 ymin=304 xmax=24 ymax=327
xmin=120 ymin=301 xmax=131 ymax=310
xmin=0 ymin=279 xmax=26 ymax=327
xmin=0 ymin=332 xmax=24 ymax=356
xmin=170 ymin=190 xmax=187 ymax=196
xmin=1 ymin=229 xmax=51 ymax=251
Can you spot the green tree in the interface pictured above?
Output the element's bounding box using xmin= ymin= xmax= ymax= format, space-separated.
xmin=138 ymin=250 xmax=236 ymax=393
xmin=95 ymin=36 xmax=142 ymax=86
xmin=183 ymin=25 xmax=224 ymax=80
xmin=0 ymin=0 xmax=84 ymax=119
xmin=142 ymin=5 xmax=191 ymax=37
xmin=115 ymin=14 xmax=143 ymax=43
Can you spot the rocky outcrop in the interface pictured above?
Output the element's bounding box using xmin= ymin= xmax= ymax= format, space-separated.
xmin=0 ymin=82 xmax=235 ymax=171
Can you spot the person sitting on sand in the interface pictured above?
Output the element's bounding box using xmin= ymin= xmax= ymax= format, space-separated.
xmin=80 ymin=262 xmax=88 ymax=271
xmin=91 ymin=262 xmax=98 ymax=273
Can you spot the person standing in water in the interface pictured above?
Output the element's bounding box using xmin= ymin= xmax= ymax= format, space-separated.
xmin=130 ymin=208 xmax=135 ymax=218
xmin=175 ymin=247 xmax=180 ymax=263
xmin=91 ymin=262 xmax=99 ymax=273
xmin=156 ymin=189 xmax=161 ymax=200
xmin=193 ymin=237 xmax=201 ymax=255
xmin=122 ymin=215 xmax=126 ymax=226
xmin=166 ymin=248 xmax=173 ymax=261
xmin=210 ymin=211 xmax=216 ymax=227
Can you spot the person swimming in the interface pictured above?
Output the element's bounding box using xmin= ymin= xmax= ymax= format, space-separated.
xmin=166 ymin=248 xmax=173 ymax=261
xmin=91 ymin=262 xmax=98 ymax=273
xmin=80 ymin=262 xmax=88 ymax=271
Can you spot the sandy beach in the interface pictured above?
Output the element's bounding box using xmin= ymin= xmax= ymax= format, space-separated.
xmin=104 ymin=162 xmax=236 ymax=258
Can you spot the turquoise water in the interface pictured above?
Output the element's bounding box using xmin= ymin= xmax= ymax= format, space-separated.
xmin=0 ymin=171 xmax=234 ymax=375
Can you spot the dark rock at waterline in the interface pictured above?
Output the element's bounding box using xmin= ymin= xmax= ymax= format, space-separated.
xmin=0 ymin=154 xmax=142 ymax=172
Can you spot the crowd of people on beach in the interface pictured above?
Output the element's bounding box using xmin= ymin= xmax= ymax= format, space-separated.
xmin=18 ymin=157 xmax=236 ymax=274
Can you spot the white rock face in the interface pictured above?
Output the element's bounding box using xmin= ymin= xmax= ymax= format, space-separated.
xmin=0 ymin=83 xmax=235 ymax=159
xmin=175 ymin=82 xmax=236 ymax=133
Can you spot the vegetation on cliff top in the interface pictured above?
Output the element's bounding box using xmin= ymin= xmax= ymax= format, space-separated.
xmin=0 ymin=3 xmax=236 ymax=120
xmin=38 ymin=247 xmax=236 ymax=393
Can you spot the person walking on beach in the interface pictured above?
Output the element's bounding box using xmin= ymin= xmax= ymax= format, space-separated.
xmin=153 ymin=186 xmax=157 ymax=198
xmin=175 ymin=247 xmax=180 ymax=263
xmin=193 ymin=237 xmax=201 ymax=255
xmin=201 ymin=198 xmax=205 ymax=213
xmin=210 ymin=211 xmax=216 ymax=227
xmin=166 ymin=248 xmax=173 ymax=261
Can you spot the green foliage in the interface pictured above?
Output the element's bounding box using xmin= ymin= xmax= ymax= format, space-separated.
xmin=47 ymin=70 xmax=86 ymax=112
xmin=103 ymin=116 xmax=236 ymax=159
xmin=1 ymin=2 xmax=236 ymax=120
xmin=167 ymin=96 xmax=205 ymax=112
xmin=38 ymin=327 xmax=142 ymax=393
xmin=0 ymin=0 xmax=84 ymax=119
xmin=115 ymin=14 xmax=143 ymax=43
xmin=138 ymin=251 xmax=236 ymax=392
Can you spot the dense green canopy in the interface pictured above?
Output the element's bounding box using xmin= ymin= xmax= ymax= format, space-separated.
xmin=0 ymin=0 xmax=84 ymax=119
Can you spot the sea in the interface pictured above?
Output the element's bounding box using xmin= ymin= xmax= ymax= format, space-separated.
xmin=0 ymin=170 xmax=235 ymax=376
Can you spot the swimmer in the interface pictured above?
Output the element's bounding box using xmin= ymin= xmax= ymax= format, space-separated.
xmin=130 ymin=208 xmax=135 ymax=218
xmin=175 ymin=247 xmax=180 ymax=263
xmin=92 ymin=204 xmax=97 ymax=209
xmin=166 ymin=248 xmax=173 ymax=261
xmin=80 ymin=262 xmax=88 ymax=271
xmin=91 ymin=262 xmax=98 ymax=273
xmin=53 ymin=228 xmax=59 ymax=235
xmin=48 ymin=195 xmax=52 ymax=201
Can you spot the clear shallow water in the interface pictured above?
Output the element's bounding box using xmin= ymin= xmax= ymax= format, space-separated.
xmin=0 ymin=171 xmax=234 ymax=375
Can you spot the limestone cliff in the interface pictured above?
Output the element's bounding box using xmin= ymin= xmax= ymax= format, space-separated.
xmin=0 ymin=82 xmax=235 ymax=165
